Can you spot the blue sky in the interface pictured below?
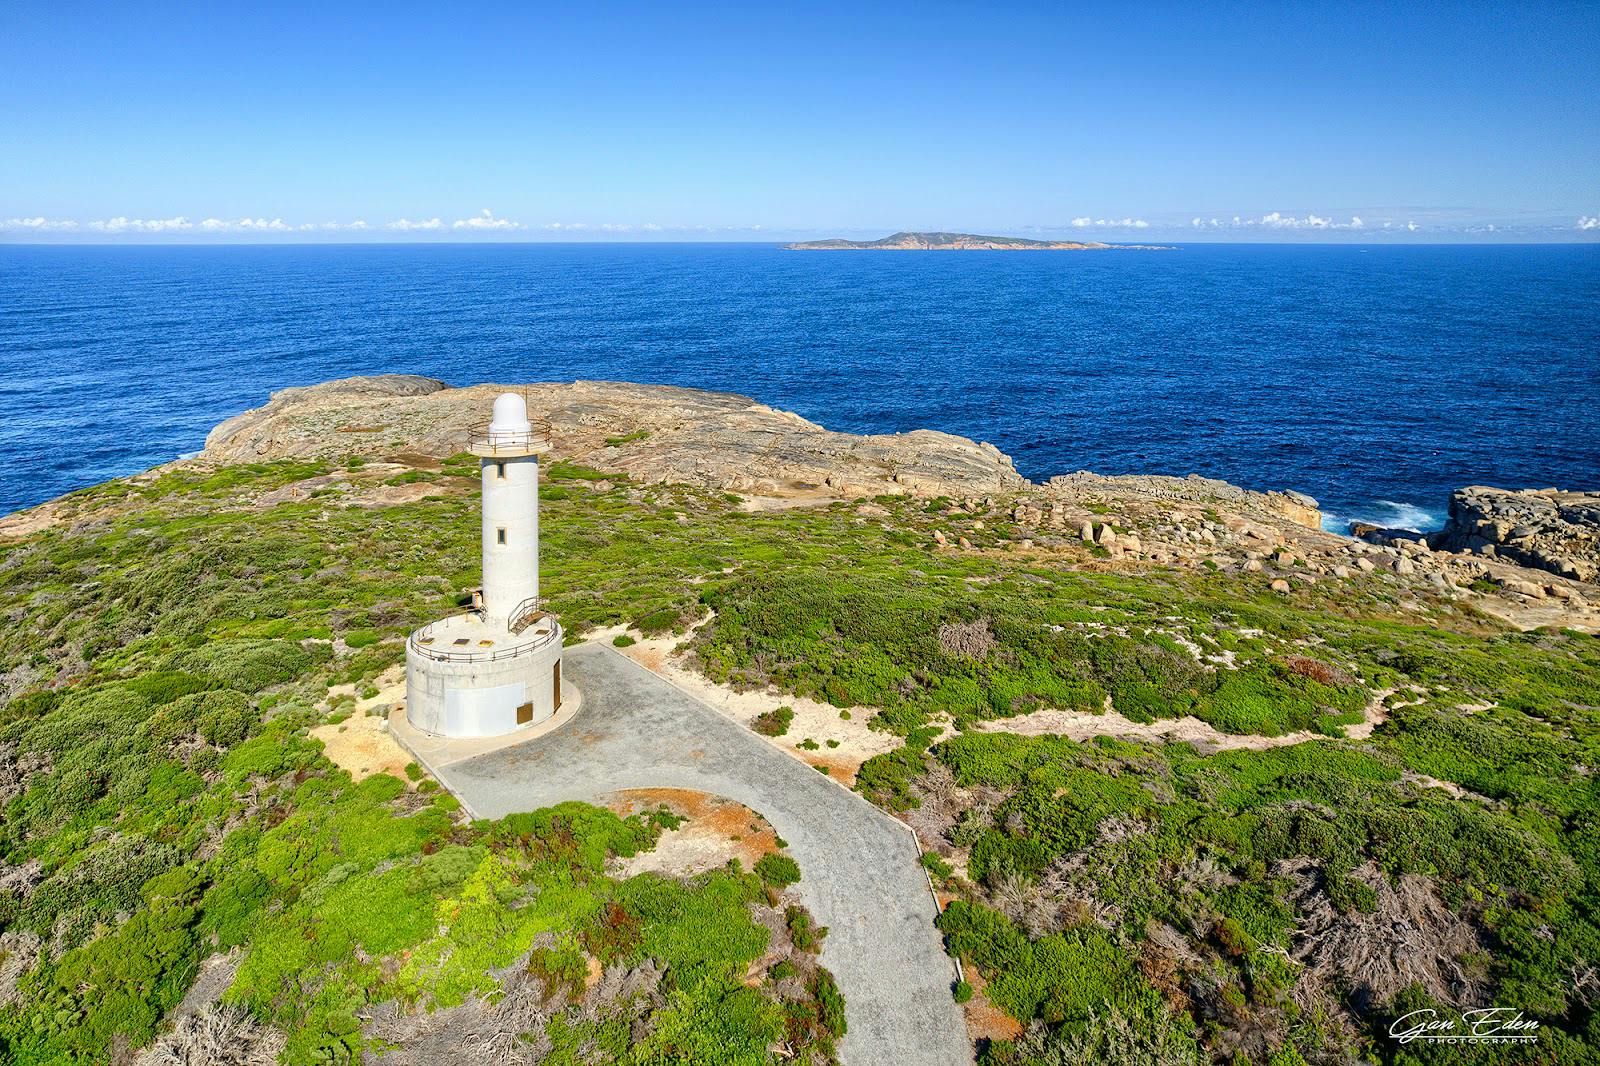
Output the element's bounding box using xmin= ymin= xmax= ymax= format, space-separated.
xmin=3 ymin=1 xmax=1596 ymax=242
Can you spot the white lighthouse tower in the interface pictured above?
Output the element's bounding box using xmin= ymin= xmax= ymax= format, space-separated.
xmin=404 ymin=393 xmax=564 ymax=737
xmin=480 ymin=393 xmax=542 ymax=626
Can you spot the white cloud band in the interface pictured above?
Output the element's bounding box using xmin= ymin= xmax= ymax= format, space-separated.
xmin=1191 ymin=212 xmax=1370 ymax=230
xmin=452 ymin=209 xmax=521 ymax=231
xmin=1070 ymin=216 xmax=1150 ymax=229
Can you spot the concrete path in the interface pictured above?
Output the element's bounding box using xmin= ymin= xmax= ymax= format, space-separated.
xmin=435 ymin=643 xmax=970 ymax=1066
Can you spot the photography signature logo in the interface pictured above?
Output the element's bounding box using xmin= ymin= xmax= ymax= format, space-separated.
xmin=1389 ymin=1007 xmax=1540 ymax=1045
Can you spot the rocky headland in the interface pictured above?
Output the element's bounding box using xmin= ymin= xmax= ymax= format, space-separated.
xmin=6 ymin=374 xmax=1597 ymax=633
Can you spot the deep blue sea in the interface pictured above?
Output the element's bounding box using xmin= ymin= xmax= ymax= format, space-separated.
xmin=1 ymin=243 xmax=1596 ymax=528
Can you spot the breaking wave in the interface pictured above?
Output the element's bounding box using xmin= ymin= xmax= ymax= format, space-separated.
xmin=1322 ymin=499 xmax=1446 ymax=535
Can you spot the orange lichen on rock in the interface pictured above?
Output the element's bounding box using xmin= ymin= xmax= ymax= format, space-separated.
xmin=602 ymin=788 xmax=783 ymax=877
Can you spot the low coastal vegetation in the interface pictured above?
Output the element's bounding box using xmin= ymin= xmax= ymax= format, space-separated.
xmin=1 ymin=453 xmax=1597 ymax=1063
xmin=0 ymin=461 xmax=847 ymax=1064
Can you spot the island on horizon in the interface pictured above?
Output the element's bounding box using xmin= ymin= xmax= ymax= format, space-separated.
xmin=786 ymin=230 xmax=1133 ymax=250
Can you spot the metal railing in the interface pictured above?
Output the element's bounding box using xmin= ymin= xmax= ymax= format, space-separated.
xmin=467 ymin=417 xmax=552 ymax=454
xmin=508 ymin=596 xmax=546 ymax=634
xmin=408 ymin=607 xmax=561 ymax=663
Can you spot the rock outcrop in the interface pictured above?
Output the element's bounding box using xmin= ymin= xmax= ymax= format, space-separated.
xmin=202 ymin=376 xmax=1027 ymax=500
xmin=199 ymin=377 xmax=1331 ymax=530
xmin=1433 ymin=487 xmax=1600 ymax=583
xmin=1042 ymin=471 xmax=1323 ymax=531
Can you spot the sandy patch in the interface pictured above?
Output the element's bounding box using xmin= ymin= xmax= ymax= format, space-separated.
xmin=588 ymin=621 xmax=900 ymax=786
xmin=601 ymin=788 xmax=782 ymax=878
xmin=341 ymin=480 xmax=461 ymax=508
xmin=961 ymin=963 xmax=1023 ymax=1045
xmin=310 ymin=665 xmax=417 ymax=783
xmin=1401 ymin=771 xmax=1474 ymax=799
xmin=980 ymin=688 xmax=1394 ymax=753
xmin=1342 ymin=688 xmax=1397 ymax=741
xmin=735 ymin=492 xmax=840 ymax=512
xmin=802 ymin=755 xmax=861 ymax=782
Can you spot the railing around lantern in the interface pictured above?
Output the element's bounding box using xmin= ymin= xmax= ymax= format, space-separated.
xmin=467 ymin=416 xmax=552 ymax=454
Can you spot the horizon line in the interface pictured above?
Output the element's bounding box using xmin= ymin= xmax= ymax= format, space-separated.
xmin=4 ymin=238 xmax=1599 ymax=249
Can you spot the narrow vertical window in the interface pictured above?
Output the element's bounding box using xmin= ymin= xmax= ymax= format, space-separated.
xmin=495 ymin=461 xmax=506 ymax=479
xmin=497 ymin=527 xmax=507 ymax=545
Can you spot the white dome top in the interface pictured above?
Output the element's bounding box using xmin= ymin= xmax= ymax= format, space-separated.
xmin=489 ymin=393 xmax=532 ymax=434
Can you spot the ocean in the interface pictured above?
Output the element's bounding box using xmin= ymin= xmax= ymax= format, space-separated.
xmin=0 ymin=242 xmax=1595 ymax=528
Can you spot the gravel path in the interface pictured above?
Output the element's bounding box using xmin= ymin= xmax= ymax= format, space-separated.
xmin=435 ymin=643 xmax=969 ymax=1066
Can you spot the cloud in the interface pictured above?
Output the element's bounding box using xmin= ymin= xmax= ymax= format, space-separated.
xmin=4 ymin=214 xmax=379 ymax=235
xmin=1581 ymin=216 xmax=1600 ymax=231
xmin=452 ymin=209 xmax=522 ymax=231
xmin=2 ymin=216 xmax=78 ymax=231
xmin=387 ymin=217 xmax=443 ymax=231
xmin=1192 ymin=212 xmax=1367 ymax=230
xmin=198 ymin=217 xmax=306 ymax=232
xmin=1071 ymin=216 xmax=1150 ymax=228
xmin=89 ymin=216 xmax=194 ymax=232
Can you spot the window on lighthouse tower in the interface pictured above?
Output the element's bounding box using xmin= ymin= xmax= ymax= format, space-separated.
xmin=497 ymin=527 xmax=506 ymax=545
xmin=495 ymin=461 xmax=506 ymax=479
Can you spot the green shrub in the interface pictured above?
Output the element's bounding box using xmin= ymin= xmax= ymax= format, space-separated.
xmin=855 ymin=728 xmax=938 ymax=811
xmin=786 ymin=905 xmax=827 ymax=952
xmin=751 ymin=706 xmax=794 ymax=736
xmin=755 ymin=853 xmax=801 ymax=888
xmin=168 ymin=639 xmax=328 ymax=693
xmin=635 ymin=607 xmax=683 ymax=635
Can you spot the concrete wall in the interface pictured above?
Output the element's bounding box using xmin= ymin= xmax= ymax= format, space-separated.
xmin=480 ymin=454 xmax=539 ymax=623
xmin=406 ymin=639 xmax=562 ymax=738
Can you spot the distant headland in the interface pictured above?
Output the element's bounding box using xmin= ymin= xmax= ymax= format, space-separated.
xmin=785 ymin=230 xmax=1167 ymax=250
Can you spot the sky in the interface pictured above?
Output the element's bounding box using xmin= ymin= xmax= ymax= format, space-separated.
xmin=3 ymin=1 xmax=1597 ymax=243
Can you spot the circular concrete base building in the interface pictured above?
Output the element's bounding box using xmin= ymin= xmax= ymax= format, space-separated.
xmin=405 ymin=607 xmax=564 ymax=737
xmin=405 ymin=393 xmax=565 ymax=738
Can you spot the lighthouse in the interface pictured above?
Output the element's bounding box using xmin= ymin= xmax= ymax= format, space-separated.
xmin=404 ymin=393 xmax=565 ymax=738
xmin=479 ymin=393 xmax=543 ymax=626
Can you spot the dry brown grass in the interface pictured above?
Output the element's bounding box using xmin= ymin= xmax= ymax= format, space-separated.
xmin=1281 ymin=857 xmax=1485 ymax=1010
xmin=1282 ymin=654 xmax=1356 ymax=688
xmin=937 ymin=618 xmax=997 ymax=660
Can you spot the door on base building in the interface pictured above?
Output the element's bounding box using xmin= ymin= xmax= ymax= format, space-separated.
xmin=553 ymin=661 xmax=562 ymax=710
